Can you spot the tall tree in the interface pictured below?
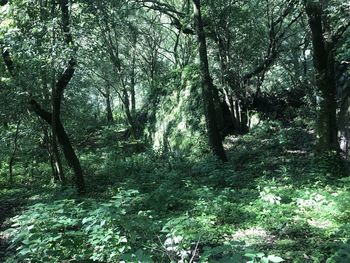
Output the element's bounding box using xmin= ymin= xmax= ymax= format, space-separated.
xmin=34 ymin=0 xmax=85 ymax=193
xmin=304 ymin=0 xmax=349 ymax=153
xmin=1 ymin=0 xmax=85 ymax=193
xmin=193 ymin=0 xmax=227 ymax=162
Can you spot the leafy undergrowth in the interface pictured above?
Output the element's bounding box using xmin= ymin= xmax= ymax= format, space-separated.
xmin=2 ymin=121 xmax=350 ymax=262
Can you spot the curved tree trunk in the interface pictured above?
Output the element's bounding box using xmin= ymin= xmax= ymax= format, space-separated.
xmin=30 ymin=100 xmax=85 ymax=194
xmin=1 ymin=0 xmax=85 ymax=193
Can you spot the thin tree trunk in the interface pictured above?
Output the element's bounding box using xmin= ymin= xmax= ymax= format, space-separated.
xmin=45 ymin=128 xmax=60 ymax=182
xmin=223 ymin=88 xmax=238 ymax=130
xmin=50 ymin=58 xmax=85 ymax=193
xmin=9 ymin=120 xmax=20 ymax=182
xmin=106 ymin=86 xmax=114 ymax=123
xmin=52 ymin=86 xmax=66 ymax=185
xmin=131 ymin=35 xmax=137 ymax=118
xmin=216 ymin=35 xmax=238 ymax=134
xmin=42 ymin=126 xmax=59 ymax=181
xmin=193 ymin=0 xmax=227 ymax=162
xmin=52 ymin=0 xmax=85 ymax=193
xmin=51 ymin=51 xmax=66 ymax=184
xmin=122 ymin=86 xmax=137 ymax=138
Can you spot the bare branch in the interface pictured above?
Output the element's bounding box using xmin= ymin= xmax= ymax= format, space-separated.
xmin=135 ymin=0 xmax=194 ymax=34
xmin=135 ymin=0 xmax=184 ymax=16
xmin=242 ymin=2 xmax=302 ymax=81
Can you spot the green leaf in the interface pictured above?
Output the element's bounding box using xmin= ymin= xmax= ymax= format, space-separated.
xmin=82 ymin=217 xmax=93 ymax=224
xmin=267 ymin=255 xmax=285 ymax=263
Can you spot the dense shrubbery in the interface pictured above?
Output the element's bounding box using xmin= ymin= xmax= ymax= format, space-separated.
xmin=1 ymin=122 xmax=349 ymax=262
xmin=1 ymin=0 xmax=349 ymax=261
xmin=6 ymin=190 xmax=137 ymax=262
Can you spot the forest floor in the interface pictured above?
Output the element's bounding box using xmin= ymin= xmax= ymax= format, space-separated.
xmin=1 ymin=121 xmax=349 ymax=262
xmin=0 ymin=194 xmax=24 ymax=261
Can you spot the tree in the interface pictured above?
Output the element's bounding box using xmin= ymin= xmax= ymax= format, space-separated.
xmin=193 ymin=0 xmax=227 ymax=162
xmin=304 ymin=0 xmax=350 ymax=153
xmin=1 ymin=0 xmax=85 ymax=193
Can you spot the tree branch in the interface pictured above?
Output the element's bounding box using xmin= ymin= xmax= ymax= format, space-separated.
xmin=135 ymin=0 xmax=194 ymax=34
xmin=59 ymin=0 xmax=73 ymax=46
xmin=29 ymin=100 xmax=52 ymax=124
xmin=56 ymin=58 xmax=76 ymax=95
xmin=135 ymin=0 xmax=184 ymax=16
xmin=242 ymin=2 xmax=302 ymax=82
xmin=332 ymin=21 xmax=350 ymax=47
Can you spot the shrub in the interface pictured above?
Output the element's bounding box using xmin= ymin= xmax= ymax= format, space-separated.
xmin=5 ymin=189 xmax=138 ymax=263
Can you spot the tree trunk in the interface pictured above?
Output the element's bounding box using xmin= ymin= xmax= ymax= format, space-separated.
xmin=131 ymin=34 xmax=137 ymax=118
xmin=43 ymin=127 xmax=60 ymax=182
xmin=122 ymin=86 xmax=138 ymax=138
xmin=50 ymin=0 xmax=85 ymax=193
xmin=338 ymin=77 xmax=350 ymax=158
xmin=51 ymin=68 xmax=66 ymax=184
xmin=216 ymin=35 xmax=240 ymax=135
xmin=305 ymin=1 xmax=339 ymax=153
xmin=37 ymin=0 xmax=84 ymax=193
xmin=55 ymin=118 xmax=84 ymax=193
xmin=9 ymin=120 xmax=20 ymax=182
xmin=1 ymin=0 xmax=84 ymax=192
xmin=30 ymin=100 xmax=85 ymax=194
xmin=106 ymin=86 xmax=114 ymax=123
xmin=52 ymin=102 xmax=66 ymax=184
xmin=193 ymin=0 xmax=227 ymax=162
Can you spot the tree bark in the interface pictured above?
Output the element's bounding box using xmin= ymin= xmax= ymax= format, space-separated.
xmin=305 ymin=1 xmax=339 ymax=153
xmin=49 ymin=0 xmax=85 ymax=192
xmin=122 ymin=85 xmax=138 ymax=138
xmin=50 ymin=24 xmax=66 ymax=184
xmin=49 ymin=58 xmax=85 ymax=193
xmin=9 ymin=120 xmax=20 ymax=182
xmin=105 ymin=86 xmax=114 ymax=123
xmin=30 ymin=100 xmax=85 ymax=193
xmin=52 ymin=82 xmax=66 ymax=185
xmin=193 ymin=0 xmax=227 ymax=162
xmin=43 ymin=127 xmax=60 ymax=182
xmin=131 ymin=33 xmax=137 ymax=118
xmin=49 ymin=5 xmax=66 ymax=185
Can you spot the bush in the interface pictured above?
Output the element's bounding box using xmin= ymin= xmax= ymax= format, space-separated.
xmin=5 ymin=189 xmax=138 ymax=263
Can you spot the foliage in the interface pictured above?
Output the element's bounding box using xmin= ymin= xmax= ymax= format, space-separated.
xmin=0 ymin=0 xmax=349 ymax=262
xmin=1 ymin=122 xmax=348 ymax=262
xmin=5 ymin=189 xmax=138 ymax=262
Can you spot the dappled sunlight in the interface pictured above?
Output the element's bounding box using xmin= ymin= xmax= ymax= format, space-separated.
xmin=1 ymin=120 xmax=349 ymax=262
xmin=231 ymin=227 xmax=276 ymax=246
xmin=0 ymin=1 xmax=348 ymax=261
xmin=307 ymin=218 xmax=333 ymax=229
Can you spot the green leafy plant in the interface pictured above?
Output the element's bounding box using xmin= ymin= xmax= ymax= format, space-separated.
xmin=5 ymin=189 xmax=138 ymax=262
xmin=244 ymin=250 xmax=284 ymax=263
